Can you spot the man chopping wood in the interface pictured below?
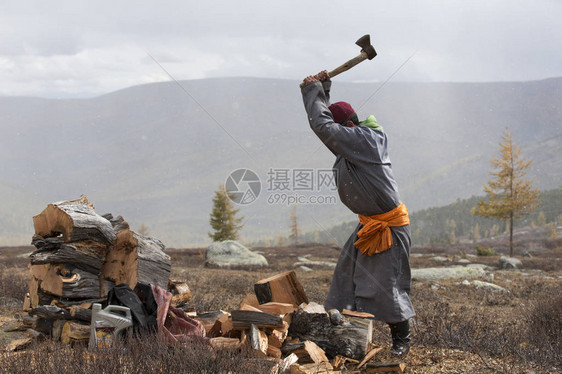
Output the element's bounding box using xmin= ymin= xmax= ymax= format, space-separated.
xmin=300 ymin=70 xmax=415 ymax=357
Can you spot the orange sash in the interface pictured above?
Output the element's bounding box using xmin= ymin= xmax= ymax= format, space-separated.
xmin=354 ymin=202 xmax=410 ymax=256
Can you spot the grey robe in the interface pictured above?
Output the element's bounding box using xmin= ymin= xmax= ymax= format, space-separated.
xmin=301 ymin=80 xmax=415 ymax=323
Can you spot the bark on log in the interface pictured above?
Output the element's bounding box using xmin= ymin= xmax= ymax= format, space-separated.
xmin=69 ymin=306 xmax=92 ymax=322
xmin=30 ymin=237 xmax=107 ymax=275
xmin=288 ymin=308 xmax=372 ymax=360
xmin=30 ymin=305 xmax=71 ymax=320
xmin=30 ymin=264 xmax=114 ymax=299
xmin=254 ymin=271 xmax=308 ymax=306
xmin=32 ymin=195 xmax=116 ymax=246
xmin=102 ymin=228 xmax=170 ymax=289
xmin=231 ymin=310 xmax=284 ymax=329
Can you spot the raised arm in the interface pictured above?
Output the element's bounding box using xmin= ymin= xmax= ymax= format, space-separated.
xmin=301 ymin=79 xmax=380 ymax=163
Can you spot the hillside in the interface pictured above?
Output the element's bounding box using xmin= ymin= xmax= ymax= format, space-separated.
xmin=296 ymin=188 xmax=562 ymax=248
xmin=1 ymin=77 xmax=561 ymax=246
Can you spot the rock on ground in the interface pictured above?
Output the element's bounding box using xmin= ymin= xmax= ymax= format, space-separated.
xmin=205 ymin=240 xmax=268 ymax=267
xmin=412 ymin=266 xmax=486 ymax=281
xmin=470 ymin=280 xmax=508 ymax=292
xmin=498 ymin=256 xmax=523 ymax=270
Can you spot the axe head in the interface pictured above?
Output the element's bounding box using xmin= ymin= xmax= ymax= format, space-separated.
xmin=356 ymin=34 xmax=377 ymax=60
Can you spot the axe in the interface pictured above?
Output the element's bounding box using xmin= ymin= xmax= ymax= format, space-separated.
xmin=301 ymin=34 xmax=377 ymax=87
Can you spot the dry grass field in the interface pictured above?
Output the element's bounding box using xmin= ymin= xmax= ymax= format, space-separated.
xmin=1 ymin=241 xmax=560 ymax=373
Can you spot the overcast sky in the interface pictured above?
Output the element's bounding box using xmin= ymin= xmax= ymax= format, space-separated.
xmin=1 ymin=0 xmax=561 ymax=98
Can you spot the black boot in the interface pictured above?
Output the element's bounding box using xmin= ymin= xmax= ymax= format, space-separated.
xmin=388 ymin=320 xmax=411 ymax=357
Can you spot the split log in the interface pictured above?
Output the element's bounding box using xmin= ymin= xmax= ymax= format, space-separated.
xmin=69 ymin=306 xmax=92 ymax=322
xmin=365 ymin=362 xmax=406 ymax=373
xmin=102 ymin=228 xmax=170 ymax=289
xmin=32 ymin=195 xmax=116 ymax=246
xmin=282 ymin=340 xmax=329 ymax=364
xmin=33 ymin=318 xmax=54 ymax=335
xmin=30 ymin=264 xmax=114 ymax=299
xmin=30 ymin=305 xmax=71 ymax=320
xmin=168 ymin=280 xmax=192 ymax=306
xmin=267 ymin=344 xmax=282 ymax=359
xmin=255 ymin=302 xmax=297 ymax=315
xmin=249 ymin=324 xmax=268 ymax=357
xmin=209 ymin=337 xmax=240 ymax=349
xmin=61 ymin=321 xmax=90 ymax=345
xmin=342 ymin=309 xmax=375 ymax=319
xmin=254 ymin=271 xmax=308 ymax=306
xmin=288 ymin=308 xmax=372 ymax=360
xmin=5 ymin=338 xmax=33 ymax=352
xmin=208 ymin=313 xmax=234 ymax=338
xmin=268 ymin=326 xmax=288 ymax=348
xmin=358 ymin=347 xmax=384 ymax=368
xmin=231 ymin=310 xmax=283 ymax=329
xmin=28 ymin=277 xmax=56 ymax=308
xmin=240 ymin=294 xmax=259 ymax=308
xmin=289 ymin=361 xmax=333 ymax=374
xmin=23 ymin=293 xmax=31 ymax=312
xmin=103 ymin=214 xmax=130 ymax=233
xmin=270 ymin=353 xmax=299 ymax=374
xmin=30 ymin=237 xmax=107 ymax=274
xmin=194 ymin=311 xmax=225 ymax=334
xmin=52 ymin=319 xmax=65 ymax=341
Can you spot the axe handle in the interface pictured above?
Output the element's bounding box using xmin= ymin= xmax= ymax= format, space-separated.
xmin=300 ymin=51 xmax=369 ymax=88
xmin=328 ymin=51 xmax=369 ymax=78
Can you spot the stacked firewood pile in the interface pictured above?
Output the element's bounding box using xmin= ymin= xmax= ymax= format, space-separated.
xmin=198 ymin=271 xmax=403 ymax=374
xmin=14 ymin=196 xmax=404 ymax=373
xmin=21 ymin=196 xmax=176 ymax=345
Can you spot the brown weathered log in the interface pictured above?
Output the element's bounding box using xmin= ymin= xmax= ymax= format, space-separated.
xmin=51 ymin=320 xmax=65 ymax=341
xmin=231 ymin=310 xmax=283 ymax=329
xmin=102 ymin=228 xmax=170 ymax=289
xmin=61 ymin=321 xmax=90 ymax=345
xmin=254 ymin=271 xmax=308 ymax=306
xmin=288 ymin=308 xmax=372 ymax=360
xmin=69 ymin=306 xmax=92 ymax=322
xmin=30 ymin=264 xmax=114 ymax=299
xmin=32 ymin=195 xmax=116 ymax=246
xmin=30 ymin=238 xmax=107 ymax=275
xmin=30 ymin=305 xmax=71 ymax=320
xmin=33 ymin=318 xmax=54 ymax=335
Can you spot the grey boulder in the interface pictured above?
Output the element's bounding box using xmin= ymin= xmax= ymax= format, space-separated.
xmin=498 ymin=256 xmax=523 ymax=270
xmin=205 ymin=240 xmax=268 ymax=267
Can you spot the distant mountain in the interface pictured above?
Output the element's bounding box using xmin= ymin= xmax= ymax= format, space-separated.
xmin=1 ymin=77 xmax=561 ymax=246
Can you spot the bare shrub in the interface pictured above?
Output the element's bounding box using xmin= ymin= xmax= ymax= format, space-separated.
xmin=0 ymin=265 xmax=28 ymax=311
xmin=522 ymin=292 xmax=562 ymax=368
xmin=0 ymin=334 xmax=274 ymax=374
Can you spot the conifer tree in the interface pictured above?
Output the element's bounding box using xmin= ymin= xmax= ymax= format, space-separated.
xmin=472 ymin=127 xmax=539 ymax=256
xmin=208 ymin=184 xmax=244 ymax=242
